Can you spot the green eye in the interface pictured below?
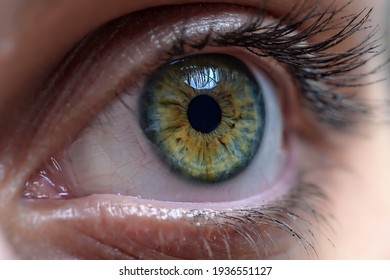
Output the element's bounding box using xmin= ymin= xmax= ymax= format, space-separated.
xmin=140 ymin=53 xmax=265 ymax=182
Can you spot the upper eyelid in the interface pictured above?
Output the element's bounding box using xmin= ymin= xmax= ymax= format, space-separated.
xmin=0 ymin=0 xmax=365 ymax=125
xmin=0 ymin=0 xmax=362 ymax=97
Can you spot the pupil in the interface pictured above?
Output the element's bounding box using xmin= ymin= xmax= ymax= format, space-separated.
xmin=187 ymin=94 xmax=222 ymax=133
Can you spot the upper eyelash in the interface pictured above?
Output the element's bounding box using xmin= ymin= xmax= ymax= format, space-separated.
xmin=165 ymin=1 xmax=385 ymax=128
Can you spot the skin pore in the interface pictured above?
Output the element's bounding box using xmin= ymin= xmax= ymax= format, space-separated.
xmin=0 ymin=0 xmax=389 ymax=259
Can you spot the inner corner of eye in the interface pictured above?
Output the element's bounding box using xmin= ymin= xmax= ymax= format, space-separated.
xmin=23 ymin=52 xmax=294 ymax=204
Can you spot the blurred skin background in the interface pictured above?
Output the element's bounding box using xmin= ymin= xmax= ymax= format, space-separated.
xmin=0 ymin=0 xmax=389 ymax=259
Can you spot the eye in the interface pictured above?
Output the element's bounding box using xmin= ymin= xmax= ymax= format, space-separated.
xmin=14 ymin=3 xmax=380 ymax=259
xmin=26 ymin=51 xmax=289 ymax=203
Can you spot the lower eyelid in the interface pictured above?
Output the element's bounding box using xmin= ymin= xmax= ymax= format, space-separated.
xmin=15 ymin=190 xmax=321 ymax=259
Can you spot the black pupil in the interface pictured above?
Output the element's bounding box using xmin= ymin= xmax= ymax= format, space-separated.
xmin=187 ymin=94 xmax=222 ymax=133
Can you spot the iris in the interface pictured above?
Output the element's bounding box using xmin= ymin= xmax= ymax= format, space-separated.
xmin=140 ymin=53 xmax=265 ymax=182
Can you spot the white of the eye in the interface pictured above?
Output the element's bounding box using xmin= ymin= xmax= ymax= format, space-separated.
xmin=250 ymin=64 xmax=285 ymax=192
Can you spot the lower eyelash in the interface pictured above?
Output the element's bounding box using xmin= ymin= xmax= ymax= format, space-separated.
xmin=201 ymin=177 xmax=331 ymax=259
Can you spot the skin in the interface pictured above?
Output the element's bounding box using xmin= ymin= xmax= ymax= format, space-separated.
xmin=0 ymin=0 xmax=389 ymax=259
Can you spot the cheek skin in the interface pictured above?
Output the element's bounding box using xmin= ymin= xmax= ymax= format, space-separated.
xmin=0 ymin=228 xmax=14 ymax=259
xmin=317 ymin=81 xmax=390 ymax=259
xmin=316 ymin=1 xmax=390 ymax=258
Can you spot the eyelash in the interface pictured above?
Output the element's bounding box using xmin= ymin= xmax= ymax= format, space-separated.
xmin=20 ymin=2 xmax=384 ymax=259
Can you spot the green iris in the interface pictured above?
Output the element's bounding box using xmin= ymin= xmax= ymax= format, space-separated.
xmin=140 ymin=53 xmax=265 ymax=182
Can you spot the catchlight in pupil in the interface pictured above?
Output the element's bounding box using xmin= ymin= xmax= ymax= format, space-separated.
xmin=140 ymin=53 xmax=266 ymax=182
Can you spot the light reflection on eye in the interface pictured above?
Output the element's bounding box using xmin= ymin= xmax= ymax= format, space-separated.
xmin=17 ymin=2 xmax=380 ymax=259
xmin=184 ymin=66 xmax=220 ymax=90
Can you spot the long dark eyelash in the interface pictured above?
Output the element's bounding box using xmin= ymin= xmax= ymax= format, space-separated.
xmin=169 ymin=1 xmax=385 ymax=128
